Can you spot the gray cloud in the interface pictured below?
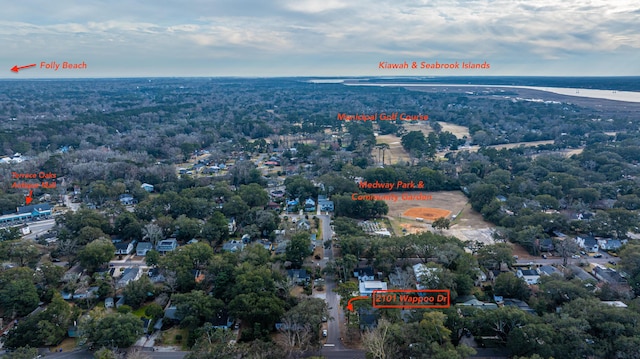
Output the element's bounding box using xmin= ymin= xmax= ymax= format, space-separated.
xmin=1 ymin=0 xmax=638 ymax=77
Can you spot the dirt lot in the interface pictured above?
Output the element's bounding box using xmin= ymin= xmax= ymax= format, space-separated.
xmin=403 ymin=207 xmax=452 ymax=220
xmin=383 ymin=192 xmax=496 ymax=244
xmin=385 ymin=191 xmax=467 ymax=236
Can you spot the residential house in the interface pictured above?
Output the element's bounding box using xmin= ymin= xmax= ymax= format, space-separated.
xmin=141 ymin=183 xmax=154 ymax=192
xmin=516 ymin=269 xmax=541 ymax=285
xmin=115 ymin=296 xmax=126 ymax=308
xmin=598 ymin=238 xmax=625 ymax=251
xmin=318 ymin=195 xmax=334 ymax=212
xmin=156 ymin=239 xmax=178 ymax=253
xmin=211 ymin=309 xmax=234 ymax=330
xmin=164 ymin=305 xmax=180 ymax=322
xmin=256 ymin=239 xmax=273 ymax=251
xmin=287 ymin=269 xmax=310 ymax=285
xmin=117 ymin=267 xmax=141 ymax=289
xmin=474 ymin=268 xmax=488 ymax=286
xmin=304 ymin=198 xmax=316 ymax=212
xmin=275 ymin=240 xmax=289 ymax=255
xmin=297 ymin=218 xmax=311 ymax=231
xmin=456 ymin=295 xmax=498 ymax=310
xmin=72 ymin=287 xmax=99 ymax=300
xmin=148 ymin=268 xmax=166 ymax=283
xmin=601 ymin=301 xmax=628 ymax=308
xmin=593 ymin=266 xmax=627 ymax=285
xmin=228 ymin=218 xmax=237 ymax=234
xmin=539 ymin=265 xmax=562 ymax=277
xmin=358 ymin=307 xmax=378 ymax=330
xmin=575 ymin=235 xmax=599 ymax=253
xmin=503 ymin=298 xmax=536 ymax=314
xmin=354 ymin=267 xmax=375 ymax=282
xmin=222 ymin=240 xmax=245 ymax=253
xmin=569 ymin=265 xmax=595 ymax=282
xmin=105 ymin=297 xmax=114 ymax=308
xmin=119 ymin=194 xmax=136 ymax=206
xmin=359 ymin=280 xmax=387 ymax=296
xmin=539 ymin=238 xmax=554 ymax=252
xmin=286 ymin=198 xmax=299 ymax=212
xmin=115 ymin=241 xmax=135 ymax=255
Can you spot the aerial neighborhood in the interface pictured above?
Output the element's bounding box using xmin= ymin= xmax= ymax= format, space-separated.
xmin=1 ymin=77 xmax=640 ymax=359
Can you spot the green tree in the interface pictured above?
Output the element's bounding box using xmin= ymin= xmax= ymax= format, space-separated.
xmin=221 ymin=196 xmax=250 ymax=220
xmin=173 ymin=215 xmax=202 ymax=242
xmin=477 ymin=243 xmax=514 ymax=270
xmin=144 ymin=303 xmax=164 ymax=320
xmin=5 ymin=346 xmax=38 ymax=359
xmin=76 ymin=226 xmax=109 ymax=246
xmin=81 ymin=312 xmax=142 ymax=348
xmin=172 ymin=290 xmax=224 ymax=328
xmin=0 ymin=277 xmax=39 ymax=317
xmin=0 ymin=227 xmax=22 ymax=242
xmin=78 ymin=238 xmax=115 ymax=273
xmin=239 ymin=183 xmax=269 ymax=208
xmin=145 ymin=249 xmax=160 ymax=267
xmin=201 ymin=211 xmax=229 ymax=246
xmin=286 ymin=232 xmax=312 ymax=268
xmin=432 ymin=217 xmax=451 ymax=231
xmin=494 ymin=272 xmax=530 ymax=301
xmin=123 ymin=276 xmax=154 ymax=309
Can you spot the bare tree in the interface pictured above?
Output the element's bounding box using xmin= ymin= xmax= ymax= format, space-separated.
xmin=556 ymin=238 xmax=580 ymax=266
xmin=362 ymin=319 xmax=396 ymax=359
xmin=142 ymin=223 xmax=163 ymax=247
xmin=388 ymin=267 xmax=414 ymax=289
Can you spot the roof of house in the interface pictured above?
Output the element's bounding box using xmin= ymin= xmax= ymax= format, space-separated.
xmin=539 ymin=265 xmax=561 ymax=276
xmin=115 ymin=241 xmax=132 ymax=250
xmin=287 ymin=269 xmax=309 ymax=279
xmin=16 ymin=203 xmax=52 ymax=214
xmin=457 ymin=296 xmax=498 ymax=309
xmin=137 ymin=242 xmax=153 ymax=250
xmin=119 ymin=267 xmax=139 ymax=283
xmin=354 ymin=267 xmax=375 ymax=278
xmin=503 ymin=298 xmax=536 ymax=313
xmin=519 ymin=269 xmax=540 ymax=277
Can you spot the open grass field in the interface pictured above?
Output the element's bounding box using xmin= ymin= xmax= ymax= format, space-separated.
xmin=372 ymin=133 xmax=411 ymax=165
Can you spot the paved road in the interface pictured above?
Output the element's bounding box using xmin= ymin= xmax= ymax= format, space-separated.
xmin=516 ymin=252 xmax=619 ymax=267
xmin=22 ymin=218 xmax=56 ymax=240
xmin=316 ymin=215 xmax=366 ymax=359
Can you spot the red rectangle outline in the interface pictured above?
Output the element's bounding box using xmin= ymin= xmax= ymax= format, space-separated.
xmin=372 ymin=289 xmax=451 ymax=309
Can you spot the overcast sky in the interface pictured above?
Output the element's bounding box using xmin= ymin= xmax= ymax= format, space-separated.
xmin=1 ymin=0 xmax=639 ymax=78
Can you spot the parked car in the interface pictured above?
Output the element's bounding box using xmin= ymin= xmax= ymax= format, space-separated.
xmin=322 ymin=329 xmax=328 ymax=337
xmin=594 ymin=254 xmax=603 ymax=258
xmin=572 ymin=254 xmax=580 ymax=259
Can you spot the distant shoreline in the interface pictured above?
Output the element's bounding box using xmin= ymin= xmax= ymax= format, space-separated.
xmin=343 ymin=82 xmax=640 ymax=103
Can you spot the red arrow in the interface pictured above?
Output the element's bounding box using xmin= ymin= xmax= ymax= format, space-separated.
xmin=26 ymin=190 xmax=33 ymax=205
xmin=11 ymin=64 xmax=37 ymax=73
xmin=346 ymin=296 xmax=370 ymax=312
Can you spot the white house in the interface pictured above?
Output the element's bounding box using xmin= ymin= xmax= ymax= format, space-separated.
xmin=359 ymin=280 xmax=388 ymax=296
xmin=575 ymin=235 xmax=599 ymax=253
xmin=115 ymin=241 xmax=134 ymax=255
xmin=516 ymin=269 xmax=541 ymax=285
